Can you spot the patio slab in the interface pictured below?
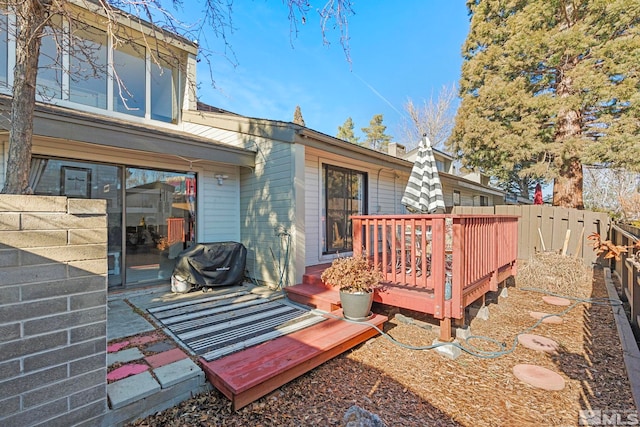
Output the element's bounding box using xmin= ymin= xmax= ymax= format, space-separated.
xmin=108 ymin=299 xmax=155 ymax=341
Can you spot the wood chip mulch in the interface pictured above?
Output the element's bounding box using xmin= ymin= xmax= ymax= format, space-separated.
xmin=130 ymin=263 xmax=636 ymax=426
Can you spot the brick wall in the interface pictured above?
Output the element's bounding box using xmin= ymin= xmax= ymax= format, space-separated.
xmin=0 ymin=195 xmax=108 ymax=426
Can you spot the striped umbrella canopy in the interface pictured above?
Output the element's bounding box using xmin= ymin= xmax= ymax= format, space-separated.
xmin=401 ymin=136 xmax=446 ymax=214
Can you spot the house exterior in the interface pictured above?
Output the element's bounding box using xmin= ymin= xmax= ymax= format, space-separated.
xmin=0 ymin=3 xmax=508 ymax=294
xmin=0 ymin=3 xmax=513 ymax=424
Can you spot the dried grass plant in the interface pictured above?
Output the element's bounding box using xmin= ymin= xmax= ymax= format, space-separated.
xmin=321 ymin=255 xmax=383 ymax=293
xmin=517 ymin=252 xmax=592 ymax=299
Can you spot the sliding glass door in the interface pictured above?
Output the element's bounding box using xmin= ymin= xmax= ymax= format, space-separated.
xmin=323 ymin=164 xmax=367 ymax=254
xmin=124 ymin=168 xmax=196 ymax=286
xmin=30 ymin=157 xmax=196 ymax=288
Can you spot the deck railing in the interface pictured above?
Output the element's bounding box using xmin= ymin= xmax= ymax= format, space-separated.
xmin=351 ymin=214 xmax=519 ymax=321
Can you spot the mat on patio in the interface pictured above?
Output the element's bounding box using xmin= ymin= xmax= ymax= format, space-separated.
xmin=147 ymin=290 xmax=327 ymax=361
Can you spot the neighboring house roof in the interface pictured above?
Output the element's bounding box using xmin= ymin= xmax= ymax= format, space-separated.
xmin=0 ymin=95 xmax=255 ymax=168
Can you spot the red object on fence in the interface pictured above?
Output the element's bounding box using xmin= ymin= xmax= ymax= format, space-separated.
xmin=534 ymin=184 xmax=543 ymax=205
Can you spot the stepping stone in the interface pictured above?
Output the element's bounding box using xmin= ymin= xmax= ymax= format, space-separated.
xmin=145 ymin=340 xmax=176 ymax=353
xmin=145 ymin=348 xmax=189 ymax=368
xmin=107 ymin=363 xmax=149 ymax=382
xmin=518 ymin=334 xmax=560 ymax=354
xmin=529 ymin=311 xmax=564 ymax=324
xmin=542 ymin=296 xmax=571 ymax=306
xmin=107 ymin=348 xmax=144 ymax=366
xmin=107 ymin=341 xmax=130 ymax=353
xmin=513 ymin=364 xmax=565 ymax=391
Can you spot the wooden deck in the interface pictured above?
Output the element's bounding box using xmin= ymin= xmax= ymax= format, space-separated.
xmin=314 ymin=214 xmax=519 ymax=340
xmin=200 ymin=308 xmax=387 ymax=410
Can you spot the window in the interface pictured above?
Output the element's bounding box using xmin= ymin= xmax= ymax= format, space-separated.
xmin=323 ymin=164 xmax=367 ymax=254
xmin=113 ymin=42 xmax=146 ymax=117
xmin=151 ymin=54 xmax=179 ymax=123
xmin=480 ymin=195 xmax=489 ymax=206
xmin=453 ymin=190 xmax=461 ymax=206
xmin=69 ymin=24 xmax=108 ymax=108
xmin=1 ymin=11 xmax=182 ymax=123
xmin=37 ymin=15 xmax=63 ymax=100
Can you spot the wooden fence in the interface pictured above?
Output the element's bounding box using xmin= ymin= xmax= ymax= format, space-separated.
xmin=452 ymin=205 xmax=611 ymax=265
xmin=610 ymin=224 xmax=640 ymax=327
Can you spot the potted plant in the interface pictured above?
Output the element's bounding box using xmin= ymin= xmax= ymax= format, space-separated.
xmin=321 ymin=255 xmax=383 ymax=320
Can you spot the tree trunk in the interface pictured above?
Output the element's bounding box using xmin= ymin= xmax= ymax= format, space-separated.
xmin=553 ymin=68 xmax=584 ymax=208
xmin=1 ymin=1 xmax=48 ymax=194
xmin=553 ymin=157 xmax=584 ymax=209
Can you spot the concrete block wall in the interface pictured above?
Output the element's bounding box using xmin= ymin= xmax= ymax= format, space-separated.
xmin=0 ymin=195 xmax=108 ymax=426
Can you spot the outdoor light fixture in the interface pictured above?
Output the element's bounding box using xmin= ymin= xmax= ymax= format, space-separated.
xmin=215 ymin=174 xmax=229 ymax=185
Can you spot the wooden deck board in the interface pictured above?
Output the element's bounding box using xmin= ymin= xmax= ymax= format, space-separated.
xmin=201 ymin=311 xmax=387 ymax=410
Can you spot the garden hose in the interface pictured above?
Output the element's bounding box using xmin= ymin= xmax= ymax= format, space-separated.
xmin=302 ymin=287 xmax=624 ymax=359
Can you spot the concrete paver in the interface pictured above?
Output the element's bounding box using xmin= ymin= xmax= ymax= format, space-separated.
xmin=107 ymin=347 xmax=145 ymax=365
xmin=108 ymin=299 xmax=155 ymax=341
xmin=145 ymin=348 xmax=189 ymax=368
xmin=153 ymin=358 xmax=202 ymax=388
xmin=107 ymin=371 xmax=160 ymax=409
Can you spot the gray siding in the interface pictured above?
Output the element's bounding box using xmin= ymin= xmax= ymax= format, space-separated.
xmin=240 ymin=137 xmax=297 ymax=288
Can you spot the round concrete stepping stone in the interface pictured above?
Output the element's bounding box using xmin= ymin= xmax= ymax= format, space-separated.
xmin=513 ymin=364 xmax=565 ymax=391
xmin=529 ymin=311 xmax=564 ymax=324
xmin=518 ymin=333 xmax=560 ymax=354
xmin=542 ymin=295 xmax=571 ymax=306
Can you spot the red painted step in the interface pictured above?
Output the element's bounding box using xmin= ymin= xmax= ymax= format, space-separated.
xmin=201 ymin=310 xmax=387 ymax=410
xmin=284 ymin=282 xmax=341 ymax=312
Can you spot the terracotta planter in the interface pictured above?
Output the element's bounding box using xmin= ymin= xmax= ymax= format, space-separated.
xmin=339 ymin=290 xmax=374 ymax=320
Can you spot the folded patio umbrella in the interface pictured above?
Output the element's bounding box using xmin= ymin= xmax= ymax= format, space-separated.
xmin=401 ymin=135 xmax=446 ymax=214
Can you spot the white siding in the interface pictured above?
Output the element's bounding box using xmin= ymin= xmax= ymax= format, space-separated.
xmin=180 ymin=122 xmax=246 ymax=149
xmin=240 ymin=137 xmax=296 ymax=288
xmin=304 ymin=147 xmax=407 ymax=266
xmin=199 ymin=163 xmax=241 ymax=243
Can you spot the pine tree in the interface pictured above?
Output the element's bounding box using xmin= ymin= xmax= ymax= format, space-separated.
xmin=451 ymin=0 xmax=640 ymax=208
xmin=336 ymin=117 xmax=360 ymax=144
xmin=361 ymin=114 xmax=392 ymax=152
xmin=293 ymin=105 xmax=306 ymax=126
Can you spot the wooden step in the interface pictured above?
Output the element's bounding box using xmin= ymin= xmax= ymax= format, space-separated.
xmin=200 ymin=311 xmax=387 ymax=410
xmin=284 ymin=282 xmax=341 ymax=312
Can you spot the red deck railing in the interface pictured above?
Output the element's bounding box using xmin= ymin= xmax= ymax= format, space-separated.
xmin=351 ymin=214 xmax=518 ymax=328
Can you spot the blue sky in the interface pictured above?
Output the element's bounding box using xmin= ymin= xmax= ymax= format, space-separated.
xmin=188 ymin=1 xmax=470 ymax=144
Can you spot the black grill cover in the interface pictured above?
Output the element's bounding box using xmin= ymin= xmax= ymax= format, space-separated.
xmin=172 ymin=242 xmax=247 ymax=287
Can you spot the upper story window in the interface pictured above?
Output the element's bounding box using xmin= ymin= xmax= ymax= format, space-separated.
xmin=151 ymin=54 xmax=179 ymax=123
xmin=113 ymin=42 xmax=146 ymax=117
xmin=1 ymin=11 xmax=183 ymax=124
xmin=69 ymin=24 xmax=108 ymax=109
xmin=37 ymin=15 xmax=63 ymax=101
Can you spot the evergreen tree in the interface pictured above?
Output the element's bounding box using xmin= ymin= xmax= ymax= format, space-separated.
xmin=293 ymin=105 xmax=306 ymax=126
xmin=361 ymin=114 xmax=392 ymax=152
xmin=336 ymin=117 xmax=360 ymax=144
xmin=451 ymin=0 xmax=640 ymax=208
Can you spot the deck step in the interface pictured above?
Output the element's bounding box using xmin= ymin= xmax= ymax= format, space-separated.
xmin=200 ymin=311 xmax=387 ymax=410
xmin=284 ymin=282 xmax=341 ymax=312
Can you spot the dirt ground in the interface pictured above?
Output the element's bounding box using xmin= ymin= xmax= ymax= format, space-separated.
xmin=131 ymin=261 xmax=636 ymax=427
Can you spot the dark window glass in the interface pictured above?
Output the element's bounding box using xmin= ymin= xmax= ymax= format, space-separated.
xmin=323 ymin=164 xmax=367 ymax=254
